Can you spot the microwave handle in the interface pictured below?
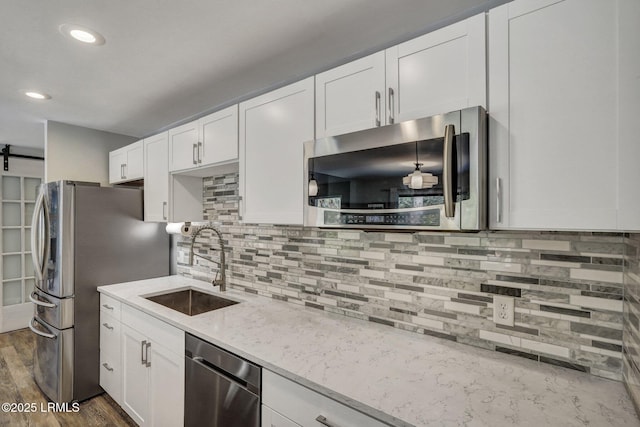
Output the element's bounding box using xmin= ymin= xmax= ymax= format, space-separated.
xmin=443 ymin=124 xmax=455 ymax=218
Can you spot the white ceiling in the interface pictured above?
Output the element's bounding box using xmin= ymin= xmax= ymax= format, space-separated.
xmin=0 ymin=0 xmax=499 ymax=150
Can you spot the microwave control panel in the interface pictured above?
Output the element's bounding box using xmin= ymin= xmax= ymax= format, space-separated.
xmin=323 ymin=209 xmax=440 ymax=226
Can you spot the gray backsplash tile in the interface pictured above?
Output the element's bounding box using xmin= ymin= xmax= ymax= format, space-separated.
xmin=178 ymin=172 xmax=633 ymax=382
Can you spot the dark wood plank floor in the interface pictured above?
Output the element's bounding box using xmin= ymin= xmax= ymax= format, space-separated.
xmin=0 ymin=328 xmax=137 ymax=426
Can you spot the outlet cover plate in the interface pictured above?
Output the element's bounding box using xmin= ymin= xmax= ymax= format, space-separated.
xmin=493 ymin=295 xmax=515 ymax=326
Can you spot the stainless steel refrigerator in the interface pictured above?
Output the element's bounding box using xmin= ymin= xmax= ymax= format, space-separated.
xmin=28 ymin=181 xmax=170 ymax=403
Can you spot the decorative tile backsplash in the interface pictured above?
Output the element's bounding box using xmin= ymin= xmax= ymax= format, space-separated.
xmin=624 ymin=234 xmax=640 ymax=409
xmin=177 ymin=172 xmax=627 ymax=381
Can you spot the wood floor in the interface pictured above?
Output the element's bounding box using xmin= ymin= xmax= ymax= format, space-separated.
xmin=0 ymin=328 xmax=137 ymax=426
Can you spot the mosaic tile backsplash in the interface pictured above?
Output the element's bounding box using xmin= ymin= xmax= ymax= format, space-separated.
xmin=624 ymin=234 xmax=640 ymax=409
xmin=177 ymin=172 xmax=627 ymax=381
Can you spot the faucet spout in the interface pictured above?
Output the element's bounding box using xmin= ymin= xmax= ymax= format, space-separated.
xmin=188 ymin=225 xmax=226 ymax=291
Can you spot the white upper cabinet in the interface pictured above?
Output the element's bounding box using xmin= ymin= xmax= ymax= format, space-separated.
xmin=240 ymin=78 xmax=314 ymax=225
xmin=315 ymin=13 xmax=485 ymax=139
xmin=315 ymin=52 xmax=386 ymax=138
xmin=386 ymin=12 xmax=486 ymax=123
xmin=169 ymin=105 xmax=238 ymax=173
xmin=488 ymin=0 xmax=640 ymax=231
xmin=143 ymin=132 xmax=169 ymax=222
xmin=109 ymin=140 xmax=143 ymax=184
xmin=168 ymin=121 xmax=199 ymax=172
xmin=198 ymin=105 xmax=239 ymax=166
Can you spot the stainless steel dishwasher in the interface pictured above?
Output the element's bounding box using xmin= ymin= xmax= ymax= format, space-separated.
xmin=185 ymin=333 xmax=261 ymax=427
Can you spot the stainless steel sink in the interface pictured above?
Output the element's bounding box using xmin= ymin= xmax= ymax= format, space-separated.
xmin=145 ymin=289 xmax=238 ymax=316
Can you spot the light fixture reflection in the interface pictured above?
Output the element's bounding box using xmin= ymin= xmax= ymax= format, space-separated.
xmin=403 ymin=142 xmax=438 ymax=190
xmin=308 ymin=177 xmax=318 ymax=197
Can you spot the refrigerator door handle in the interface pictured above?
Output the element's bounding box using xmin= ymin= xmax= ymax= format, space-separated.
xmin=29 ymin=317 xmax=56 ymax=340
xmin=30 ymin=188 xmax=45 ymax=282
xmin=29 ymin=291 xmax=56 ymax=308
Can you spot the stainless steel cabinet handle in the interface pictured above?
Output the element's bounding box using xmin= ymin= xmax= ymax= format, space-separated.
xmin=443 ymin=124 xmax=455 ymax=218
xmin=162 ymin=201 xmax=167 ymax=220
xmin=141 ymin=340 xmax=147 ymax=365
xmin=121 ymin=163 xmax=125 ymax=179
xmin=388 ymin=87 xmax=395 ymax=124
xmin=145 ymin=342 xmax=151 ymax=367
xmin=102 ymin=322 xmax=114 ymax=331
xmin=29 ymin=318 xmax=56 ymax=340
xmin=192 ymin=144 xmax=198 ymax=165
xmin=374 ymin=91 xmax=381 ymax=127
xmin=316 ymin=415 xmax=341 ymax=427
xmin=496 ymin=177 xmax=502 ymax=223
xmin=102 ymin=304 xmax=114 ymax=310
xmin=102 ymin=363 xmax=114 ymax=372
xmin=198 ymin=142 xmax=203 ymax=163
xmin=29 ymin=291 xmax=56 ymax=308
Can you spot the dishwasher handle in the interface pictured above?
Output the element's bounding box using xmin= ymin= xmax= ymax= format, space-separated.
xmin=185 ymin=333 xmax=261 ymax=394
xmin=191 ymin=356 xmax=260 ymax=396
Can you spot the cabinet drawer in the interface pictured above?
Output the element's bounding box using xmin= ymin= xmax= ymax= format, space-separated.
xmin=100 ymin=349 xmax=122 ymax=405
xmin=121 ymin=303 xmax=183 ymax=356
xmin=100 ymin=312 xmax=120 ymax=352
xmin=263 ymin=370 xmax=388 ymax=427
xmin=100 ymin=294 xmax=121 ymax=320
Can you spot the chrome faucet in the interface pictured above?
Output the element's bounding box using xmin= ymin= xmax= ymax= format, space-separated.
xmin=188 ymin=225 xmax=226 ymax=291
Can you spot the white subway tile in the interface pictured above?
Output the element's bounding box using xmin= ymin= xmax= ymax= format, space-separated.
xmin=359 ymin=251 xmax=386 ymax=260
xmin=522 ymin=240 xmax=571 ymax=251
xmin=384 ymin=291 xmax=413 ymax=303
xmin=337 ymin=283 xmax=360 ymax=293
xmin=480 ymin=261 xmax=522 ymax=274
xmin=569 ymin=295 xmax=623 ymax=312
xmin=411 ymin=255 xmax=445 ymax=266
xmin=479 ymin=330 xmax=521 ymax=347
xmin=411 ymin=316 xmax=444 ymax=330
xmin=360 ymin=269 xmax=386 ymax=279
xmin=570 ymin=269 xmax=623 ymax=284
xmin=337 ymin=231 xmax=360 ymax=240
xmin=444 ymin=301 xmax=480 ymax=315
xmin=521 ymin=339 xmax=570 ymax=358
xmin=444 ymin=236 xmax=481 ymax=246
xmin=385 ymin=233 xmax=414 ymax=243
xmin=579 ymin=345 xmax=621 ymax=358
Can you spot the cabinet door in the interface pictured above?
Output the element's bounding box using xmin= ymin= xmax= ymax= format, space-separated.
xmin=488 ymin=0 xmax=619 ymax=230
xmin=262 ymin=405 xmax=301 ymax=427
xmin=148 ymin=342 xmax=184 ymax=427
xmin=109 ymin=149 xmax=126 ymax=184
xmin=316 ymin=52 xmax=386 ymax=138
xmin=121 ymin=324 xmax=149 ymax=426
xmin=386 ymin=12 xmax=485 ymax=123
xmin=169 ymin=121 xmax=199 ymax=172
xmin=239 ymin=77 xmax=314 ymax=225
xmin=199 ymin=105 xmax=238 ymax=166
xmin=143 ymin=133 xmax=169 ymax=222
xmin=125 ymin=141 xmax=143 ymax=180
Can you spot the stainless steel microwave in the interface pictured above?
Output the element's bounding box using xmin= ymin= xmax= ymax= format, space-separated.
xmin=303 ymin=106 xmax=486 ymax=231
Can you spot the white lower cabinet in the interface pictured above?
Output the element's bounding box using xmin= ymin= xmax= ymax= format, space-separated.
xmin=262 ymin=370 xmax=388 ymax=427
xmin=99 ymin=294 xmax=184 ymax=427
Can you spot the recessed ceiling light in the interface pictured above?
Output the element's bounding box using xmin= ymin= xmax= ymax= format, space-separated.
xmin=25 ymin=91 xmax=51 ymax=100
xmin=59 ymin=24 xmax=105 ymax=45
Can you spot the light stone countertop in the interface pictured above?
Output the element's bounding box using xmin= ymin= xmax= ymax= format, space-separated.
xmin=98 ymin=275 xmax=639 ymax=427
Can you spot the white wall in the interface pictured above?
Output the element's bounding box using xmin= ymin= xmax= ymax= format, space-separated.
xmin=45 ymin=121 xmax=137 ymax=185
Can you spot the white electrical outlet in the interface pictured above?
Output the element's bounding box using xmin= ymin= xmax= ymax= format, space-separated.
xmin=493 ymin=296 xmax=515 ymax=326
